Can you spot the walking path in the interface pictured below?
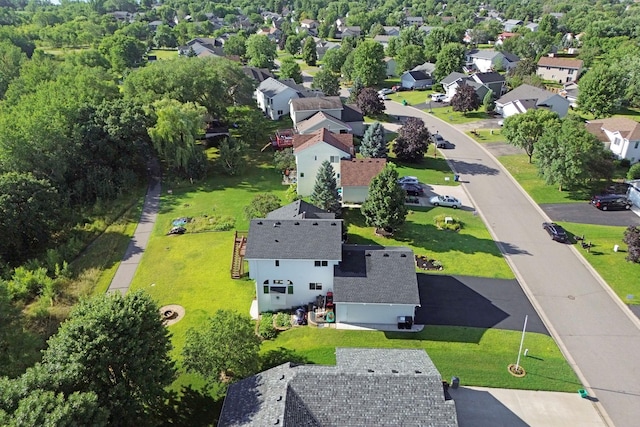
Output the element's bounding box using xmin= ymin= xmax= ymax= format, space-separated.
xmin=107 ymin=160 xmax=161 ymax=295
xmin=385 ymin=101 xmax=640 ymax=427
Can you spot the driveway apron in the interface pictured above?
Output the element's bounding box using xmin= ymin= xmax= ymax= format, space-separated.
xmin=384 ymin=101 xmax=640 ymax=427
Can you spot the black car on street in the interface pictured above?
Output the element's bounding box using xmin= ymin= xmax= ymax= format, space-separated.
xmin=543 ymin=222 xmax=569 ymax=243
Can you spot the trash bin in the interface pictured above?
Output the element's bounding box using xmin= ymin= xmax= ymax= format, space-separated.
xmin=402 ymin=99 xmax=407 ymax=106
xmin=451 ymin=376 xmax=459 ymax=389
xmin=454 ymin=174 xmax=460 ymax=182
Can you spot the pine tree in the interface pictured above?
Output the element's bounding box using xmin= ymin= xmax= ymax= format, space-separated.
xmin=311 ymin=160 xmax=341 ymax=213
xmin=361 ymin=164 xmax=407 ymax=230
xmin=360 ymin=122 xmax=388 ymax=158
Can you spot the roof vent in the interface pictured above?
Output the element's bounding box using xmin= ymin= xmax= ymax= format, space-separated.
xmin=367 ymin=369 xmax=374 ymax=373
xmin=415 ymin=370 xmax=422 ymax=374
xmin=400 ymin=254 xmax=406 ymax=258
xmin=280 ymin=374 xmax=285 ymax=380
xmin=392 ymin=369 xmax=399 ymax=374
xmin=383 ymin=253 xmax=389 ymax=257
xmin=274 ymin=419 xmax=280 ymax=425
xmin=275 ymin=239 xmax=279 ymax=243
xmin=294 ymin=221 xmax=300 ymax=225
xmin=275 ymin=221 xmax=281 ymax=225
xmin=277 ymin=395 xmax=283 ymax=401
xmin=313 ymin=222 xmax=318 ymax=225
xmin=365 ymin=253 xmax=372 ymax=257
xmin=257 ymin=221 xmax=263 ymax=225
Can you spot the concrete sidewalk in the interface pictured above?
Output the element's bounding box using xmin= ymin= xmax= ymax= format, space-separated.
xmin=452 ymin=386 xmax=607 ymax=427
xmin=107 ymin=165 xmax=161 ymax=295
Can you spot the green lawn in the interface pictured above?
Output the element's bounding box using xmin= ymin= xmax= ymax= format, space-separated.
xmin=261 ymin=326 xmax=581 ymax=392
xmin=391 ymin=147 xmax=463 ymax=187
xmin=466 ymin=128 xmax=505 ymax=143
xmin=388 ymin=91 xmax=431 ymax=106
xmin=497 ymin=155 xmax=597 ymax=203
xmin=430 ymin=108 xmax=492 ymax=124
xmin=148 ymin=49 xmax=179 ymax=60
xmin=343 ymin=207 xmax=514 ymax=279
xmin=555 ymin=222 xmax=640 ymax=304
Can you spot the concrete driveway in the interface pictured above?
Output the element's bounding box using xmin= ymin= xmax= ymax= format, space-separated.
xmin=541 ymin=203 xmax=640 ymax=227
xmin=383 ymin=100 xmax=640 ymax=427
xmin=452 ymin=386 xmax=607 ymax=427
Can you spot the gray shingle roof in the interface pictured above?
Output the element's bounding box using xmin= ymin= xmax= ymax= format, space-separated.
xmin=341 ymin=103 xmax=364 ymax=122
xmin=290 ymin=96 xmax=343 ymax=111
xmin=333 ymin=245 xmax=420 ymax=304
xmin=266 ymin=200 xmax=335 ymax=220
xmin=496 ymin=84 xmax=558 ymax=106
xmin=441 ymin=72 xmax=467 ymax=85
xmin=245 ymin=219 xmax=343 ymax=260
xmin=472 ymin=71 xmax=504 ymax=84
xmin=467 ymin=48 xmax=502 ymax=60
xmin=257 ymin=77 xmax=298 ymax=98
xmin=219 ymin=348 xmax=458 ymax=427
xmin=502 ymin=50 xmax=520 ymax=62
xmin=405 ymin=70 xmax=430 ymax=81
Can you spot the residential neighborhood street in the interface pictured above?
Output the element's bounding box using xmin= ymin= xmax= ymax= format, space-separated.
xmin=384 ymin=100 xmax=640 ymax=427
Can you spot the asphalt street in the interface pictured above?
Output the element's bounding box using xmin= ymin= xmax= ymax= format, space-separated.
xmin=384 ymin=100 xmax=640 ymax=427
xmin=540 ymin=203 xmax=640 ymax=227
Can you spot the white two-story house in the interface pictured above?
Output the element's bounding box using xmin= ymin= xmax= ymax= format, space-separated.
xmin=256 ymin=77 xmax=301 ymax=120
xmin=495 ymin=84 xmax=570 ymax=119
xmin=244 ymin=202 xmax=421 ymax=325
xmin=585 ymin=117 xmax=640 ymax=163
xmin=293 ymin=128 xmax=354 ymax=196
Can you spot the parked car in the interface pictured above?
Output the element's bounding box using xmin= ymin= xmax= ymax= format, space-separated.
xmin=401 ymin=183 xmax=424 ymax=196
xmin=378 ymin=88 xmax=394 ymax=95
xmin=590 ymin=194 xmax=631 ymax=211
xmin=398 ymin=176 xmax=419 ymax=185
xmin=379 ymin=94 xmax=390 ymax=100
xmin=431 ymin=93 xmax=446 ymax=102
xmin=429 ymin=195 xmax=461 ymax=209
xmin=392 ymin=85 xmax=410 ymax=92
xmin=542 ymin=222 xmax=569 ymax=242
xmin=431 ymin=134 xmax=454 ymax=149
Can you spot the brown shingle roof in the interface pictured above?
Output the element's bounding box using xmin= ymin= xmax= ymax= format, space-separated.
xmin=290 ymin=96 xmax=343 ymax=111
xmin=340 ymin=158 xmax=386 ymax=187
xmin=587 ymin=117 xmax=640 ymax=141
xmin=585 ymin=122 xmax=609 ymax=142
xmin=293 ymin=128 xmax=354 ymax=155
xmin=537 ymin=56 xmax=583 ymax=69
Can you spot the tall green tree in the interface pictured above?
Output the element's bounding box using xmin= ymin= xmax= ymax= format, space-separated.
xmin=393 ymin=117 xmax=430 ymax=163
xmin=450 ymin=84 xmax=481 ymax=115
xmin=218 ymin=137 xmax=248 ymax=176
xmin=41 ymin=291 xmax=175 ymax=426
xmin=483 ymin=89 xmax=495 ymax=113
xmin=301 ymin=36 xmax=318 ymax=66
xmin=224 ymin=33 xmax=247 ymax=57
xmin=311 ymin=160 xmax=341 ymax=213
xmin=147 ymin=98 xmax=207 ymax=178
xmin=321 ymin=47 xmax=347 ymax=73
xmin=351 ymin=40 xmax=386 ymax=87
xmin=311 ymin=68 xmax=339 ymax=96
xmin=578 ymin=64 xmax=625 ymax=118
xmin=395 ymin=44 xmax=425 ymax=73
xmin=535 ymin=116 xmax=610 ymax=191
xmin=284 ymin=35 xmax=301 ymax=56
xmin=361 ymin=164 xmax=408 ymax=230
xmin=360 ymin=122 xmax=387 ymax=158
xmin=98 ymin=33 xmax=145 ymax=72
xmin=244 ymin=194 xmax=281 ymax=219
xmin=0 ymin=172 xmax=62 ymax=265
xmin=245 ymin=34 xmax=276 ymax=68
xmin=433 ymin=42 xmax=465 ymax=82
xmin=502 ymin=109 xmax=560 ymax=163
xmin=183 ymin=310 xmax=261 ymax=386
xmin=279 ymin=57 xmax=303 ymax=83
xmin=0 ymin=40 xmax=25 ymax=99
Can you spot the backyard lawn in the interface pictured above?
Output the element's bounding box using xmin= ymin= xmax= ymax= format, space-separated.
xmin=430 ymin=108 xmax=492 ymax=125
xmin=261 ymin=326 xmax=581 ymax=392
xmin=148 ymin=48 xmax=179 ymax=60
xmin=466 ymin=128 xmax=506 ymax=143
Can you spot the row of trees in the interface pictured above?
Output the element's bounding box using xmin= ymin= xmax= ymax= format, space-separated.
xmin=502 ymin=110 xmax=614 ymax=191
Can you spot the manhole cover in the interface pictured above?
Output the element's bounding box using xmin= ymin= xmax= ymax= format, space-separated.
xmin=568 ymin=295 xmax=575 ymax=300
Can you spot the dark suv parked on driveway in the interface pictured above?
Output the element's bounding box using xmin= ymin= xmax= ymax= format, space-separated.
xmin=590 ymin=194 xmax=631 ymax=211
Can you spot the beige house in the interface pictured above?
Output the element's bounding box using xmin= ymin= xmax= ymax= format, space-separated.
xmin=340 ymin=158 xmax=387 ymax=204
xmin=537 ymin=56 xmax=583 ymax=83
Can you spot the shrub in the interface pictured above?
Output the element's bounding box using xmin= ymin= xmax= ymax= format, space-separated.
xmin=274 ymin=312 xmax=291 ymax=328
xmin=258 ymin=313 xmax=278 ymax=339
xmin=434 ymin=214 xmax=462 ymax=231
xmin=627 ymin=163 xmax=640 ymax=180
xmin=620 ymin=159 xmax=631 ymax=169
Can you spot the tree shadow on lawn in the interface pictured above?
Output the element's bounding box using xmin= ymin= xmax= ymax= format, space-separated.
xmin=161 ymin=385 xmax=223 ymax=427
xmin=391 ymin=157 xmax=452 ymax=173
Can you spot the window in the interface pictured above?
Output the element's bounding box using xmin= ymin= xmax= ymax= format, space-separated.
xmin=330 ymin=156 xmax=340 ymax=163
xmin=568 ymin=69 xmax=574 ymax=75
xmin=314 ymin=261 xmax=328 ymax=267
xmin=314 ymin=261 xmax=321 ymax=267
xmin=270 ymin=286 xmax=286 ymax=294
xmin=322 ymin=261 xmax=328 ymax=266
xmin=635 ymin=141 xmax=639 ymax=149
xmin=309 ymin=283 xmax=323 ymax=290
xmin=263 ymin=280 xmax=269 ymax=284
xmin=275 ymin=260 xmax=280 ymax=267
xmin=287 ymin=285 xmax=294 ymax=294
xmin=273 ymin=279 xmax=283 ymax=284
xmin=277 ymin=110 xmax=283 ymax=115
xmin=264 ymin=285 xmax=269 ymax=294
xmin=300 ymin=172 xmax=304 ymax=177
xmin=614 ymin=138 xmax=621 ymax=146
